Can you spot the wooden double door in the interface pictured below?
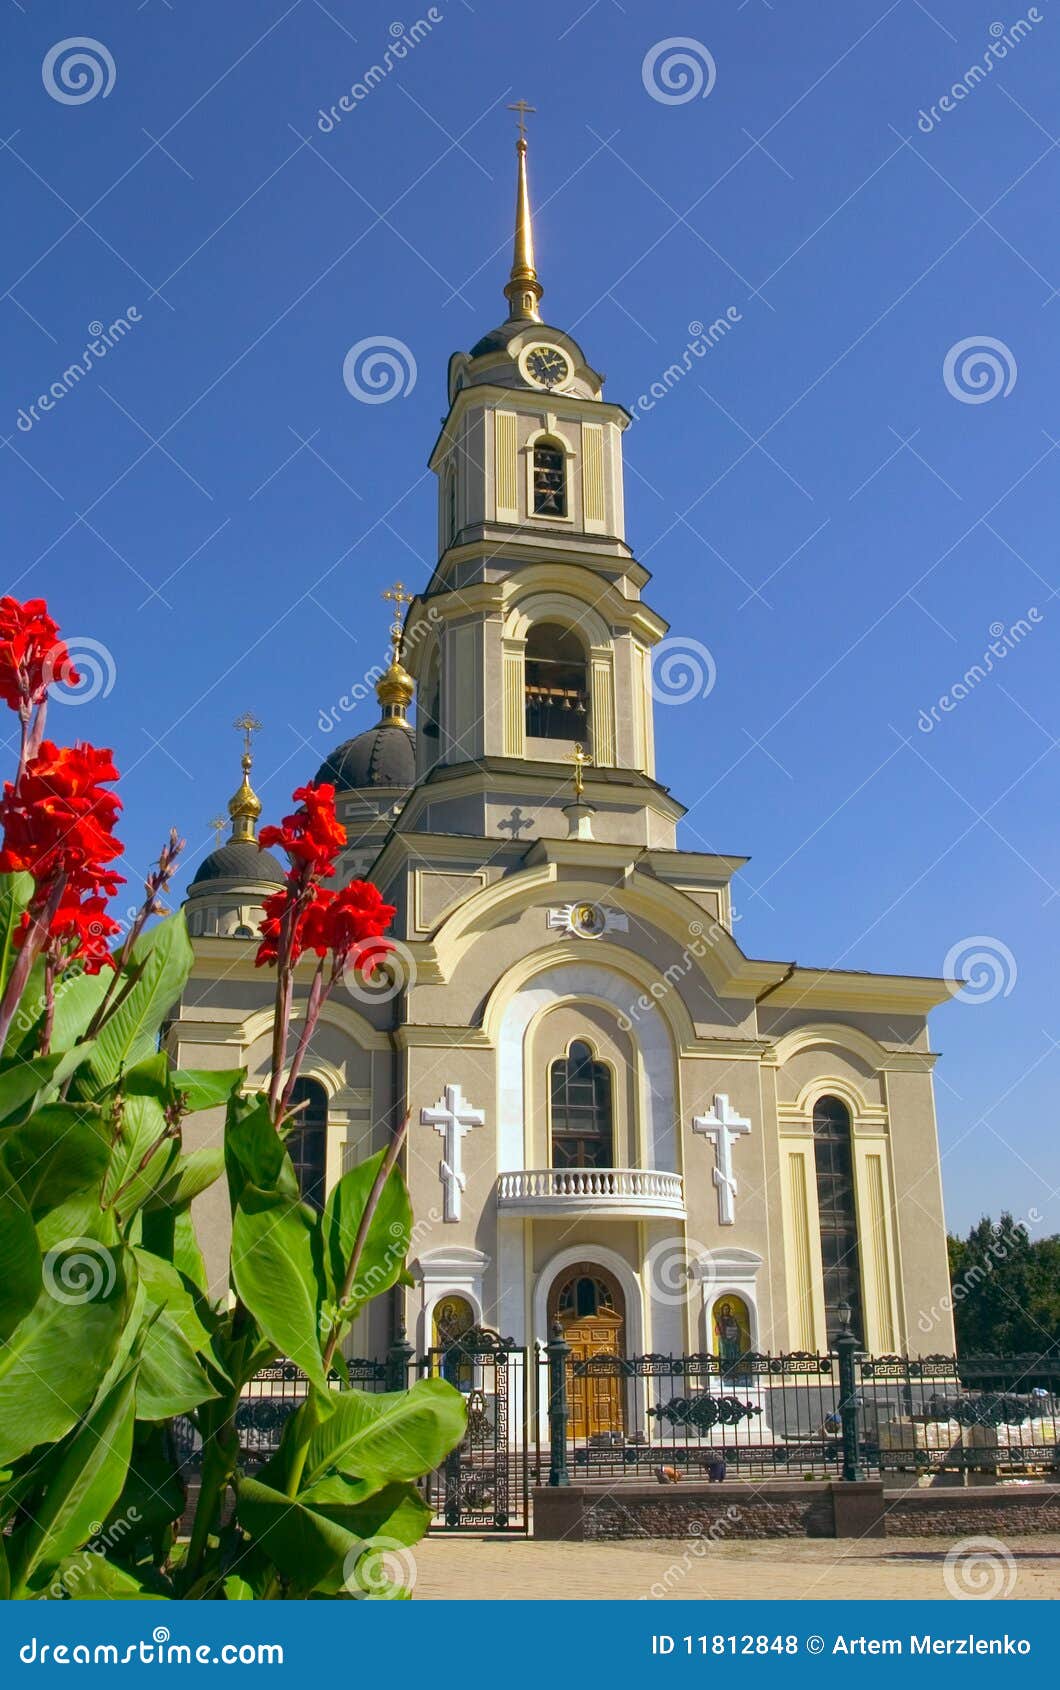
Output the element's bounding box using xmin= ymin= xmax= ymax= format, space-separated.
xmin=549 ymin=1265 xmax=626 ymax=1440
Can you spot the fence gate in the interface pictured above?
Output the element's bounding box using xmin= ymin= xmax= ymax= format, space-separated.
xmin=422 ymin=1329 xmax=529 ymax=1533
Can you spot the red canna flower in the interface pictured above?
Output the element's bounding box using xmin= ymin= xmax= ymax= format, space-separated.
xmin=0 ymin=741 xmax=124 ymax=897
xmin=0 ymin=597 xmax=79 ymax=714
xmin=259 ymin=781 xmax=346 ymax=877
xmin=44 ymin=891 xmax=122 ymax=974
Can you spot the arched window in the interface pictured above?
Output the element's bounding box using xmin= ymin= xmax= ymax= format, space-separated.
xmin=286 ymin=1077 xmax=328 ymax=1212
xmin=524 ymin=622 xmax=588 ymax=741
xmin=418 ymin=645 xmax=441 ymax=765
xmin=813 ymin=1095 xmax=863 ymax=1347
xmin=550 ymin=1040 xmax=613 ymax=1169
xmin=532 ymin=439 xmax=567 ymax=516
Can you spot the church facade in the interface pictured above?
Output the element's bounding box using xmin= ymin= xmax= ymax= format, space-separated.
xmin=171 ymin=132 xmax=956 ymax=1385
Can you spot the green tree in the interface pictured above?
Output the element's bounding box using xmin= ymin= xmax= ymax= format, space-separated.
xmin=947 ymin=1214 xmax=1060 ymax=1354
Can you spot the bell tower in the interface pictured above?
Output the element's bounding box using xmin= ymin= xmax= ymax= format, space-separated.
xmin=403 ymin=115 xmax=678 ymax=849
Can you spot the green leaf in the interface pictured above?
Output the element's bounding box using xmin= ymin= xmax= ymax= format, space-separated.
xmin=144 ymin=1147 xmax=224 ymax=1212
xmin=101 ymin=1092 xmax=177 ymax=1218
xmin=10 ymin=1363 xmax=137 ymax=1590
xmin=48 ymin=1551 xmax=158 ymax=1600
xmin=6 ymin=967 xmax=109 ymax=1062
xmin=172 ymin=1068 xmax=245 ymax=1113
xmin=231 ymin=1185 xmax=327 ymax=1391
xmin=0 ymin=1244 xmax=129 ymax=1466
xmin=171 ymin=1209 xmax=210 ymax=1292
xmin=0 ymin=1045 xmax=95 ymax=1129
xmin=225 ymin=1092 xmax=299 ymax=1210
xmin=1 ymin=1103 xmax=109 ymax=1218
xmin=222 ymin=1574 xmax=255 ymax=1600
xmin=77 ymin=912 xmax=193 ymax=1094
xmin=315 ymin=1481 xmax=431 ymax=1596
xmin=302 ymin=1378 xmax=466 ymax=1491
xmin=236 ymin=1475 xmax=360 ymax=1595
xmin=322 ymin=1150 xmax=413 ymax=1321
xmin=0 ymin=1157 xmax=41 ymax=1343
xmin=0 ymin=872 xmax=33 ymax=1002
xmin=132 ymin=1247 xmax=226 ymax=1417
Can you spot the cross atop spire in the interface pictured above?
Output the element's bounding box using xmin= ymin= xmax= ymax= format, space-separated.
xmin=382 ymin=580 xmax=414 ymax=663
xmin=228 ymin=713 xmax=263 ymax=843
xmin=504 ymin=104 xmax=543 ymax=324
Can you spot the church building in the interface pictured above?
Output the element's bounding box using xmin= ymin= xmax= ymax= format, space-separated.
xmin=171 ymin=127 xmax=956 ymax=1392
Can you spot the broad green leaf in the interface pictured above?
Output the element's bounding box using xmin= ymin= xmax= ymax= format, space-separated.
xmin=225 ymin=1092 xmax=299 ymax=1209
xmin=0 ymin=1044 xmax=95 ymax=1129
xmin=77 ymin=912 xmax=193 ymax=1093
xmin=0 ymin=872 xmax=33 ymax=1002
xmin=0 ymin=1157 xmax=41 ymax=1342
xmin=10 ymin=1364 xmax=137 ymax=1590
xmin=322 ymin=1150 xmax=413 ymax=1319
xmin=0 ymin=1245 xmax=129 ymax=1466
xmin=310 ymin=1481 xmax=431 ymax=1597
xmin=132 ymin=1246 xmax=227 ymax=1416
xmin=48 ymin=1551 xmax=158 ymax=1600
xmin=101 ymin=1092 xmax=177 ymax=1218
xmin=236 ymin=1475 xmax=360 ymax=1595
xmin=7 ymin=966 xmax=109 ymax=1062
xmin=231 ymin=1185 xmax=327 ymax=1391
xmin=222 ymin=1574 xmax=255 ymax=1600
xmin=172 ymin=1068 xmax=245 ymax=1113
xmin=302 ymin=1378 xmax=466 ymax=1490
xmin=171 ymin=1209 xmax=210 ymax=1292
xmin=1 ymin=1104 xmax=109 ymax=1218
xmin=144 ymin=1147 xmax=224 ymax=1212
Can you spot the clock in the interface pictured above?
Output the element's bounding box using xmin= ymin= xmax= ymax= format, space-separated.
xmin=521 ymin=344 xmax=572 ymax=390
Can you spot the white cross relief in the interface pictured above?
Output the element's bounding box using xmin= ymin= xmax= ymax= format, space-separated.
xmin=692 ymin=1094 xmax=752 ymax=1226
xmin=420 ymin=1083 xmax=485 ymax=1222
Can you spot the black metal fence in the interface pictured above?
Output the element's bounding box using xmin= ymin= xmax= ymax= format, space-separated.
xmin=536 ymin=1334 xmax=1060 ymax=1484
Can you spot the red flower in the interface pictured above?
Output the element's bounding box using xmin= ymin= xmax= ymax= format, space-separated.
xmin=259 ymin=782 xmax=346 ymax=877
xmin=0 ymin=597 xmax=78 ymax=714
xmin=255 ymin=880 xmax=395 ymax=971
xmin=324 ymin=881 xmax=396 ymax=960
xmin=45 ymin=891 xmax=121 ymax=973
xmin=0 ymin=741 xmax=124 ymax=898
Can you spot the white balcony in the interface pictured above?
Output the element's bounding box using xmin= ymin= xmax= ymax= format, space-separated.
xmin=495 ymin=1167 xmax=685 ymax=1219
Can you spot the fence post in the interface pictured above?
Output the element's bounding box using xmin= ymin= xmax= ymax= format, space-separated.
xmin=546 ymin=1320 xmax=571 ymax=1487
xmin=835 ymin=1303 xmax=865 ymax=1482
xmin=386 ymin=1324 xmax=415 ymax=1392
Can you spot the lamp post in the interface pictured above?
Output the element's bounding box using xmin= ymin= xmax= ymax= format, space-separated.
xmin=835 ymin=1301 xmax=865 ymax=1482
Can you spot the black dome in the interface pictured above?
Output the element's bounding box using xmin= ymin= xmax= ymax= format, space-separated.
xmin=189 ymin=840 xmax=287 ymax=889
xmin=315 ymin=721 xmax=416 ymax=791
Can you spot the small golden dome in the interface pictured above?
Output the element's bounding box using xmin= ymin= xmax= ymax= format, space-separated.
xmin=376 ymin=658 xmax=414 ymax=713
xmin=228 ymin=753 xmax=261 ymax=842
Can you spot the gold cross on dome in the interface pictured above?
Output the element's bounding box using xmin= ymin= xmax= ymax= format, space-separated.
xmin=382 ymin=580 xmax=414 ymax=658
xmin=508 ymin=99 xmax=536 ymax=140
xmin=569 ymin=742 xmax=593 ymax=800
xmin=233 ymin=712 xmax=262 ymax=757
xmin=209 ymin=815 xmax=227 ymax=847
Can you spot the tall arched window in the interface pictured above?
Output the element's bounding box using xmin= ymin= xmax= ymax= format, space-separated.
xmin=550 ymin=1041 xmax=613 ymax=1169
xmin=532 ymin=439 xmax=567 ymax=516
xmin=812 ymin=1095 xmax=863 ymax=1347
xmin=286 ymin=1077 xmax=328 ymax=1212
xmin=524 ymin=622 xmax=588 ymax=741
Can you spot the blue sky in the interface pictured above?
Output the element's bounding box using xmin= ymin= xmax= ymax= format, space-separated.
xmin=3 ymin=0 xmax=1059 ymax=1235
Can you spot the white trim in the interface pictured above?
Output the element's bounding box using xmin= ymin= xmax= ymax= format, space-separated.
xmin=410 ymin=1245 xmax=490 ymax=1356
xmin=532 ymin=1241 xmax=645 ymax=1356
xmin=694 ymin=1247 xmax=764 ymax=1351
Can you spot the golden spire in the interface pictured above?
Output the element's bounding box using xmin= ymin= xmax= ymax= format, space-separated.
xmin=377 ymin=583 xmax=415 ymax=723
xmin=504 ymin=102 xmax=543 ymax=324
xmin=228 ymin=712 xmax=263 ymax=842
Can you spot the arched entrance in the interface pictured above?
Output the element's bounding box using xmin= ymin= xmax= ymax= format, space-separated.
xmin=548 ymin=1262 xmax=626 ymax=1439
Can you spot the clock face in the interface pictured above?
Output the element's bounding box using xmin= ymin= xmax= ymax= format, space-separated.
xmin=523 ymin=345 xmax=571 ymax=389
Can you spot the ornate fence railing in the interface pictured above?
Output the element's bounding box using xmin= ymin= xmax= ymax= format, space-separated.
xmin=535 ymin=1332 xmax=1060 ymax=1484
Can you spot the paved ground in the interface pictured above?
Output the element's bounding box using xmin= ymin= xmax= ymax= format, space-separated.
xmin=413 ymin=1535 xmax=1060 ymax=1601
